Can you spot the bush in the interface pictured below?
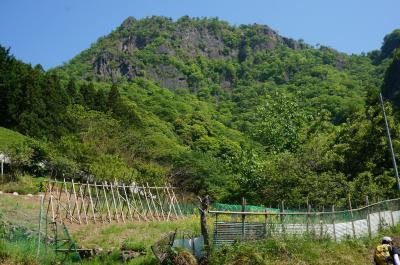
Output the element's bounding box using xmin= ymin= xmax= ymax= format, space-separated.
xmin=172 ymin=249 xmax=198 ymax=265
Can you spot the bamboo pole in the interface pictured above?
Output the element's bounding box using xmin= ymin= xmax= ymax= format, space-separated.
xmin=102 ymin=182 xmax=112 ymax=223
xmin=110 ymin=182 xmax=120 ymax=223
xmin=63 ymin=179 xmax=73 ymax=222
xmin=94 ymin=182 xmax=104 ymax=224
xmin=156 ymin=187 xmax=166 ymax=221
xmin=115 ymin=181 xmax=125 ymax=223
xmin=55 ymin=182 xmax=63 ymax=223
xmin=147 ymin=183 xmax=160 ymax=221
xmin=87 ymin=181 xmax=96 ymax=224
xmin=37 ymin=195 xmax=44 ymax=256
xmin=122 ymin=184 xmax=133 ymax=221
xmin=348 ymin=195 xmax=356 ymax=238
xmin=366 ymin=196 xmax=371 ymax=238
xmin=136 ymin=186 xmax=148 ymax=221
xmin=142 ymin=185 xmax=155 ymax=221
xmin=165 ymin=184 xmax=178 ymax=219
xmin=129 ymin=184 xmax=146 ymax=221
xmin=78 ymin=183 xmax=88 ymax=224
xmin=71 ymin=179 xmax=81 ymax=224
xmin=170 ymin=184 xmax=183 ymax=217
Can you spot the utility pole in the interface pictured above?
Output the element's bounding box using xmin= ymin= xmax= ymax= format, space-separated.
xmin=379 ymin=93 xmax=400 ymax=193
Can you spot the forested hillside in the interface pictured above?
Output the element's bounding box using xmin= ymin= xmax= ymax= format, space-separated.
xmin=1 ymin=16 xmax=400 ymax=208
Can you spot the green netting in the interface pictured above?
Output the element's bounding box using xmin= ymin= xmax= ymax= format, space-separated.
xmin=212 ymin=203 xmax=281 ymax=213
xmin=211 ymin=203 xmax=301 ymax=213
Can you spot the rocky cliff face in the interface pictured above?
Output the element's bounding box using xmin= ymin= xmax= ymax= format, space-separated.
xmin=60 ymin=16 xmax=307 ymax=88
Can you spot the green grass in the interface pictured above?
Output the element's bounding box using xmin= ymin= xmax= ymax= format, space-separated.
xmin=0 ymin=174 xmax=45 ymax=195
xmin=0 ymin=127 xmax=27 ymax=151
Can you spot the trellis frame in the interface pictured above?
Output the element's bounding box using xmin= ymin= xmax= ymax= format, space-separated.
xmin=43 ymin=179 xmax=183 ymax=225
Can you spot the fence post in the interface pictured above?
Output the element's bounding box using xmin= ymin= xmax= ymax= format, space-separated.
xmin=366 ymin=196 xmax=371 ymax=238
xmin=198 ymin=196 xmax=210 ymax=256
xmin=319 ymin=207 xmax=324 ymax=239
xmin=332 ymin=205 xmax=336 ymax=242
xmin=306 ymin=198 xmax=310 ymax=234
xmin=264 ymin=213 xmax=268 ymax=238
xmin=37 ymin=195 xmax=44 ymax=256
xmin=241 ymin=197 xmax=246 ymax=241
xmin=348 ymin=195 xmax=356 ymax=238
xmin=390 ymin=200 xmax=395 ymax=227
xmin=281 ymin=201 xmax=285 ymax=235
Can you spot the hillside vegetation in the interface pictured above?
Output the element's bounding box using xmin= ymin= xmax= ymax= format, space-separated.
xmin=1 ymin=16 xmax=400 ymax=210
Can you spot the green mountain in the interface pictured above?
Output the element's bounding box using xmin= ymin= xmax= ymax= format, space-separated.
xmin=2 ymin=16 xmax=400 ymax=208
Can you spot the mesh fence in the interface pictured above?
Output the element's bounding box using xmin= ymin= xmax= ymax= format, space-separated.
xmin=211 ymin=198 xmax=400 ymax=246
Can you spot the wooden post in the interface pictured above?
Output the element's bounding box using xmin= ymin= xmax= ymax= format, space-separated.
xmin=348 ymin=195 xmax=356 ymax=238
xmin=87 ymin=182 xmax=96 ymax=224
xmin=102 ymin=183 xmax=112 ymax=223
xmin=78 ymin=183 xmax=88 ymax=224
xmin=142 ymin=185 xmax=155 ymax=221
xmin=71 ymin=179 xmax=81 ymax=224
xmin=366 ymin=196 xmax=371 ymax=238
xmin=1 ymin=158 xmax=3 ymax=178
xmin=54 ymin=182 xmax=63 ymax=223
xmin=129 ymin=184 xmax=146 ymax=221
xmin=198 ymin=196 xmax=210 ymax=256
xmin=48 ymin=183 xmax=56 ymax=222
xmin=110 ymin=182 xmax=120 ymax=223
xmin=156 ymin=188 xmax=166 ymax=221
xmin=170 ymin=185 xmax=183 ymax=217
xmin=63 ymin=179 xmax=73 ymax=222
xmin=94 ymin=182 xmax=104 ymax=224
xmin=137 ymin=187 xmax=148 ymax=219
xmin=114 ymin=181 xmax=125 ymax=223
xmin=121 ymin=184 xmax=133 ymax=221
xmin=281 ymin=201 xmax=285 ymax=235
xmin=165 ymin=184 xmax=178 ymax=219
xmin=147 ymin=183 xmax=160 ymax=221
xmin=37 ymin=195 xmax=44 ymax=256
xmin=332 ymin=205 xmax=337 ymax=242
xmin=306 ymin=198 xmax=310 ymax=234
xmin=390 ymin=200 xmax=395 ymax=227
xmin=241 ymin=197 xmax=246 ymax=241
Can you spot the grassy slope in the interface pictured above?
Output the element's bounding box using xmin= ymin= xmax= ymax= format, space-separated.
xmin=0 ymin=126 xmax=26 ymax=151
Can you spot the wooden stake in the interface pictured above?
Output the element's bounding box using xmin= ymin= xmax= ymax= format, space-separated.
xmin=156 ymin=188 xmax=166 ymax=221
xmin=122 ymin=184 xmax=133 ymax=221
xmin=115 ymin=181 xmax=125 ymax=223
xmin=110 ymin=182 xmax=120 ymax=223
xmin=147 ymin=183 xmax=160 ymax=221
xmin=142 ymin=185 xmax=155 ymax=221
xmin=332 ymin=205 xmax=337 ymax=242
xmin=55 ymin=182 xmax=63 ymax=223
xmin=63 ymin=179 xmax=73 ymax=222
xmin=366 ymin=196 xmax=371 ymax=238
xmin=170 ymin=185 xmax=183 ymax=218
xmin=71 ymin=179 xmax=81 ymax=224
xmin=94 ymin=182 xmax=104 ymax=224
xmin=102 ymin=182 xmax=112 ymax=223
xmin=165 ymin=184 xmax=178 ymax=219
xmin=87 ymin=181 xmax=96 ymax=224
xmin=132 ymin=186 xmax=148 ymax=221
xmin=348 ymin=194 xmax=356 ymax=238
xmin=78 ymin=183 xmax=88 ymax=224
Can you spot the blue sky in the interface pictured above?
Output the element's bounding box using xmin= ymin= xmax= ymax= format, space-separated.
xmin=0 ymin=0 xmax=399 ymax=69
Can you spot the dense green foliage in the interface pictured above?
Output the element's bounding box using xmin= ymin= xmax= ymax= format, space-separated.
xmin=1 ymin=16 xmax=400 ymax=209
